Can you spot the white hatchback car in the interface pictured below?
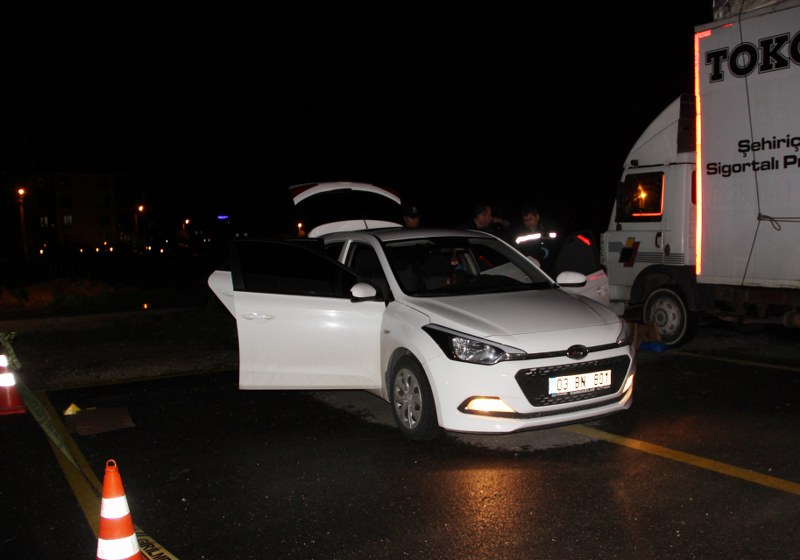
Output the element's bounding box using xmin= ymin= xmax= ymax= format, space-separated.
xmin=209 ymin=226 xmax=635 ymax=441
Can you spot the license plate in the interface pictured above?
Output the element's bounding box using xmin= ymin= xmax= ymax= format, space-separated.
xmin=548 ymin=370 xmax=611 ymax=395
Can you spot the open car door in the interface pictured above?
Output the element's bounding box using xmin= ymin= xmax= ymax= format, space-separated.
xmin=229 ymin=239 xmax=385 ymax=389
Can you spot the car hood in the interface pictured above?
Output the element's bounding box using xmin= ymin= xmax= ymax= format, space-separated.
xmin=405 ymin=289 xmax=622 ymax=350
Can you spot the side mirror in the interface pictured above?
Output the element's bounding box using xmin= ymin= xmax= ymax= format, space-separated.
xmin=555 ymin=271 xmax=587 ymax=288
xmin=350 ymin=282 xmax=378 ymax=300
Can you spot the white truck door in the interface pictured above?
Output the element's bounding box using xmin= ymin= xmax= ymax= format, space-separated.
xmin=603 ymin=95 xmax=697 ymax=312
xmin=604 ymin=169 xmax=670 ymax=306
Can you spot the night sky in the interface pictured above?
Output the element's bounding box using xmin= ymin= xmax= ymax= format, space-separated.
xmin=2 ymin=2 xmax=714 ymax=237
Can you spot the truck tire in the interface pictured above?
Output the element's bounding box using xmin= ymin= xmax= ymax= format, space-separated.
xmin=643 ymin=287 xmax=697 ymax=346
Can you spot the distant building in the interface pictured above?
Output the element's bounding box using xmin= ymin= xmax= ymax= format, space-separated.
xmin=2 ymin=171 xmax=132 ymax=256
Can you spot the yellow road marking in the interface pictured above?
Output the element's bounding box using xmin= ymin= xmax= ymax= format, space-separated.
xmin=565 ymin=424 xmax=800 ymax=496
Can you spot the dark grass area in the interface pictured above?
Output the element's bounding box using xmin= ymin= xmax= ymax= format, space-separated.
xmin=0 ymin=277 xmax=213 ymax=320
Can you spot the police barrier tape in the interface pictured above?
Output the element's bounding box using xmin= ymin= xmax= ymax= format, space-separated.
xmin=9 ymin=360 xmax=179 ymax=559
xmin=137 ymin=529 xmax=180 ymax=560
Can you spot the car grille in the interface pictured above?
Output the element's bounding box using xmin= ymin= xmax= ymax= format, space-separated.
xmin=514 ymin=355 xmax=631 ymax=407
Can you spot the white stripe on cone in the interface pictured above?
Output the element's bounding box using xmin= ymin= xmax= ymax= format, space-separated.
xmin=100 ymin=495 xmax=131 ymax=519
xmin=97 ymin=459 xmax=141 ymax=560
xmin=97 ymin=534 xmax=141 ymax=560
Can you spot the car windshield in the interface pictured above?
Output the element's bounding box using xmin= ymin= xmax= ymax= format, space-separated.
xmin=382 ymin=235 xmax=554 ymax=296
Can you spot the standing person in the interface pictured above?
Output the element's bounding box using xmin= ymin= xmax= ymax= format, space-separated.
xmin=513 ymin=204 xmax=560 ymax=238
xmin=512 ymin=204 xmax=561 ymax=266
xmin=402 ymin=204 xmax=421 ymax=228
xmin=464 ymin=201 xmax=510 ymax=236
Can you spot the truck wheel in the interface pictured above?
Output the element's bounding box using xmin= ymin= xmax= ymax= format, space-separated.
xmin=643 ymin=287 xmax=697 ymax=346
xmin=389 ymin=356 xmax=441 ymax=441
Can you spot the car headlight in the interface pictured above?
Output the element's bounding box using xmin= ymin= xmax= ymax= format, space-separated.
xmin=422 ymin=325 xmax=526 ymax=365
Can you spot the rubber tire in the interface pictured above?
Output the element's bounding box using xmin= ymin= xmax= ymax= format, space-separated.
xmin=643 ymin=286 xmax=698 ymax=347
xmin=389 ymin=356 xmax=442 ymax=441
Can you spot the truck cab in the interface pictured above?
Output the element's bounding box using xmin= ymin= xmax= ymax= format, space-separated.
xmin=601 ymin=95 xmax=700 ymax=345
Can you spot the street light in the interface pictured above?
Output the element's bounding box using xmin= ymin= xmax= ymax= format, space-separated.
xmin=134 ymin=204 xmax=144 ymax=250
xmin=17 ymin=188 xmax=27 ymax=257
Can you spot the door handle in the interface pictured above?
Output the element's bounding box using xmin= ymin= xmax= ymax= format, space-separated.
xmin=241 ymin=312 xmax=275 ymax=321
xmin=655 ymin=232 xmax=663 ymax=248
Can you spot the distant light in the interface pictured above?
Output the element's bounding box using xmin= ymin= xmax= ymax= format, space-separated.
xmin=217 ymin=215 xmax=229 ymax=220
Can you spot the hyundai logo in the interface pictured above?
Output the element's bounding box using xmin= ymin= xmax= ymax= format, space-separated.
xmin=566 ymin=345 xmax=588 ymax=360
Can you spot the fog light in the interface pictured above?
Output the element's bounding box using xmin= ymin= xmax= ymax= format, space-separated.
xmin=622 ymin=374 xmax=634 ymax=393
xmin=463 ymin=397 xmax=516 ymax=414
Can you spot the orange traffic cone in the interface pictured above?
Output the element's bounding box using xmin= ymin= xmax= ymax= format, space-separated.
xmin=0 ymin=354 xmax=25 ymax=415
xmin=97 ymin=459 xmax=142 ymax=560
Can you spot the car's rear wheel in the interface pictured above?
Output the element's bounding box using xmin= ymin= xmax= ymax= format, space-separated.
xmin=389 ymin=356 xmax=441 ymax=441
xmin=643 ymin=286 xmax=697 ymax=346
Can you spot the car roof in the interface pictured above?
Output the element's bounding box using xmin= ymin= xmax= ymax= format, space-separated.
xmin=323 ymin=227 xmax=497 ymax=243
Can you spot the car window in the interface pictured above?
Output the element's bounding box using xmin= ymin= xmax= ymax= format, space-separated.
xmin=230 ymin=239 xmax=356 ymax=297
xmin=324 ymin=241 xmax=345 ymax=260
xmin=346 ymin=243 xmax=390 ymax=298
xmin=383 ymin=236 xmax=552 ymax=296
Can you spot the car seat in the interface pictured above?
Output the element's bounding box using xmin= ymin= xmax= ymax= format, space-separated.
xmin=421 ymin=252 xmax=453 ymax=290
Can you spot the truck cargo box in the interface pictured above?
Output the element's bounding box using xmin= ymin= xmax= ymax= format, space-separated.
xmin=695 ymin=0 xmax=800 ymax=288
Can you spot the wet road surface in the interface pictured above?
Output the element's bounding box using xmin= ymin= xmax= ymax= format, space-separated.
xmin=2 ymin=317 xmax=799 ymax=559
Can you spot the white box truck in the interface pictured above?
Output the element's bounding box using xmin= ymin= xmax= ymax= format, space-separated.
xmin=601 ymin=0 xmax=800 ymax=346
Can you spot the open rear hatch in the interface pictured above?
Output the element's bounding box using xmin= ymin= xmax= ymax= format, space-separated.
xmin=289 ymin=181 xmax=402 ymax=237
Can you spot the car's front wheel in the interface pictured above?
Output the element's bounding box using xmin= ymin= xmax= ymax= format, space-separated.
xmin=389 ymin=356 xmax=441 ymax=441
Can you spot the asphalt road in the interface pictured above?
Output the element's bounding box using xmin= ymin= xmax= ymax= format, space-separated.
xmin=2 ymin=308 xmax=799 ymax=559
xmin=0 ymin=299 xmax=239 ymax=391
